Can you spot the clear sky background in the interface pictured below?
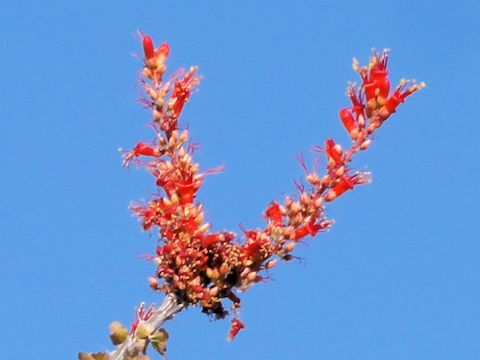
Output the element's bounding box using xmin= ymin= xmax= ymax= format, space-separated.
xmin=1 ymin=1 xmax=479 ymax=359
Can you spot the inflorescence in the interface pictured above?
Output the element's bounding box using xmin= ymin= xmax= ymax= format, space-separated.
xmin=80 ymin=34 xmax=424 ymax=360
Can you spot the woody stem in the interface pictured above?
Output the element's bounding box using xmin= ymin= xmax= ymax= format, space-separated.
xmin=109 ymin=294 xmax=185 ymax=360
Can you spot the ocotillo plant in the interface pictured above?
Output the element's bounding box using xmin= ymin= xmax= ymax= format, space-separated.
xmin=79 ymin=34 xmax=424 ymax=360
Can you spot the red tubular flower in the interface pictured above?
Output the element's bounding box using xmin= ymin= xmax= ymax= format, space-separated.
xmin=293 ymin=219 xmax=327 ymax=240
xmin=328 ymin=177 xmax=354 ymax=200
xmin=132 ymin=142 xmax=158 ymax=156
xmin=227 ymin=318 xmax=245 ymax=341
xmin=325 ymin=138 xmax=343 ymax=165
xmin=156 ymin=42 xmax=170 ymax=58
xmin=348 ymin=86 xmax=365 ymax=119
xmin=130 ymin=204 xmax=155 ymax=231
xmin=201 ymin=233 xmax=220 ymax=247
xmin=169 ymin=67 xmax=199 ymax=119
xmin=171 ymin=82 xmax=189 ymax=118
xmin=339 ymin=108 xmax=358 ymax=137
xmin=371 ymin=70 xmax=390 ymax=99
xmin=176 ymin=180 xmax=199 ymax=204
xmin=362 ymin=51 xmax=390 ymax=101
xmin=326 ymin=172 xmax=371 ymax=201
xmin=379 ymin=80 xmax=426 ymax=120
xmin=244 ymin=239 xmax=261 ymax=257
xmin=143 ymin=33 xmax=170 ymax=62
xmin=142 ymin=34 xmax=155 ymax=60
xmin=264 ymin=202 xmax=283 ymax=226
xmin=123 ymin=142 xmax=161 ymax=167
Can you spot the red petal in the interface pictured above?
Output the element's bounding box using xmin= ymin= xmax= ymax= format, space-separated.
xmin=143 ymin=34 xmax=155 ymax=60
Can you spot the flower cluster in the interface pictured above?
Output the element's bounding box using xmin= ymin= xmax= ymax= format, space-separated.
xmin=125 ymin=37 xmax=424 ymax=336
xmin=80 ymin=35 xmax=423 ymax=360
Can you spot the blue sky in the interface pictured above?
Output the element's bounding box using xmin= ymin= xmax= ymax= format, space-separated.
xmin=1 ymin=1 xmax=479 ymax=359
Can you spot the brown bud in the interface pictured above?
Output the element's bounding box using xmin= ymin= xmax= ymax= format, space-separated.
xmin=335 ymin=166 xmax=345 ymax=177
xmin=142 ymin=68 xmax=152 ymax=79
xmin=350 ymin=128 xmax=360 ymax=140
xmin=219 ymin=262 xmax=229 ymax=275
xmin=148 ymin=277 xmax=159 ymax=290
xmin=357 ymin=114 xmax=366 ymax=127
xmin=209 ymin=286 xmax=219 ymax=296
xmin=206 ymin=267 xmax=219 ymax=280
xmin=247 ymin=271 xmax=257 ymax=282
xmin=300 ymin=193 xmax=311 ymax=205
xmin=321 ymin=175 xmax=330 ymax=185
xmin=367 ymin=122 xmax=378 ymax=134
xmin=306 ymin=173 xmax=320 ymax=185
xmin=240 ymin=267 xmax=251 ymax=278
xmin=290 ymin=201 xmax=302 ymax=213
xmin=367 ymin=98 xmax=377 ymax=111
xmin=376 ymin=95 xmax=386 ymax=106
xmin=175 ymin=256 xmax=182 ymax=267
xmin=153 ymin=109 xmax=161 ymax=122
xmin=360 ymin=139 xmax=371 ymax=150
xmin=266 ymin=259 xmax=278 ymax=269
xmin=284 ymin=242 xmax=296 ymax=252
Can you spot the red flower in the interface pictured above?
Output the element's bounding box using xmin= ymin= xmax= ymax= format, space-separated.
xmin=156 ymin=42 xmax=170 ymax=59
xmin=264 ymin=202 xmax=283 ymax=226
xmin=142 ymin=33 xmax=170 ymax=62
xmin=325 ymin=138 xmax=343 ymax=166
xmin=355 ymin=50 xmax=390 ymax=102
xmin=365 ymin=53 xmax=390 ymax=100
xmin=142 ymin=34 xmax=155 ymax=60
xmin=169 ymin=67 xmax=200 ymax=119
xmin=379 ymin=80 xmax=425 ymax=120
xmin=227 ymin=318 xmax=245 ymax=341
xmin=339 ymin=108 xmax=358 ymax=138
xmin=122 ymin=142 xmax=161 ymax=166
xmin=201 ymin=233 xmax=220 ymax=247
xmin=326 ymin=172 xmax=370 ymax=201
xmin=348 ymin=85 xmax=365 ymax=119
xmin=293 ymin=219 xmax=329 ymax=240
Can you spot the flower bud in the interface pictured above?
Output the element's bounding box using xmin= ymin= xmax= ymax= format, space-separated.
xmin=360 ymin=139 xmax=371 ymax=150
xmin=266 ymin=259 xmax=278 ymax=269
xmin=284 ymin=242 xmax=296 ymax=252
xmin=247 ymin=271 xmax=258 ymax=282
xmin=143 ymin=34 xmax=155 ymax=60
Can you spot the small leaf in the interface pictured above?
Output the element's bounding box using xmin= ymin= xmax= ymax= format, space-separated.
xmin=92 ymin=353 xmax=109 ymax=360
xmin=150 ymin=328 xmax=169 ymax=355
xmin=136 ymin=323 xmax=153 ymax=339
xmin=109 ymin=321 xmax=129 ymax=345
xmin=78 ymin=353 xmax=95 ymax=360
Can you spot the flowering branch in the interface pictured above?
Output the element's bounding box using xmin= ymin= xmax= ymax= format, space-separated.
xmin=79 ymin=34 xmax=424 ymax=360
